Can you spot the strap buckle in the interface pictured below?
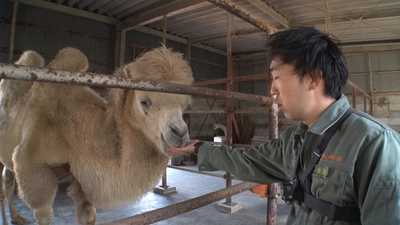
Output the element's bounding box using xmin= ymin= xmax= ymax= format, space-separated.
xmin=313 ymin=145 xmax=324 ymax=157
xmin=280 ymin=182 xmax=295 ymax=204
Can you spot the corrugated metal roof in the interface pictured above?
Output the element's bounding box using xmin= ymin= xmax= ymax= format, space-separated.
xmin=30 ymin=0 xmax=400 ymax=54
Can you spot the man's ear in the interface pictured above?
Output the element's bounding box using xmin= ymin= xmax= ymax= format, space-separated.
xmin=309 ymin=70 xmax=324 ymax=90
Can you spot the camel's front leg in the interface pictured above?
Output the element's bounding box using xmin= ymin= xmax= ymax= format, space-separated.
xmin=3 ymin=168 xmax=29 ymax=224
xmin=13 ymin=142 xmax=58 ymax=225
xmin=0 ymin=163 xmax=9 ymax=225
xmin=67 ymin=177 xmax=97 ymax=225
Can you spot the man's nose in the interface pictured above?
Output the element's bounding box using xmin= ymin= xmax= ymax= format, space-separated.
xmin=270 ymin=81 xmax=277 ymax=96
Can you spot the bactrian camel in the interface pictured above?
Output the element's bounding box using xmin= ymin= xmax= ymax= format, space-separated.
xmin=0 ymin=46 xmax=193 ymax=225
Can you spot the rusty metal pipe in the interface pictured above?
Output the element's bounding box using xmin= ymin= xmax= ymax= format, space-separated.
xmin=0 ymin=64 xmax=273 ymax=105
xmin=267 ymin=101 xmax=279 ymax=225
xmin=207 ymin=0 xmax=278 ymax=35
xmin=193 ymin=73 xmax=269 ymax=86
xmin=167 ymin=165 xmax=237 ymax=180
xmin=101 ymin=182 xmax=259 ymax=225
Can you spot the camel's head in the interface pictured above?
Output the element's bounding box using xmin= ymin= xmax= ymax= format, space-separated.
xmin=117 ymin=46 xmax=194 ymax=151
xmin=135 ymin=90 xmax=191 ymax=149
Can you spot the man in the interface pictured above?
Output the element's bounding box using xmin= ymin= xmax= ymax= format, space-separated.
xmin=166 ymin=27 xmax=400 ymax=225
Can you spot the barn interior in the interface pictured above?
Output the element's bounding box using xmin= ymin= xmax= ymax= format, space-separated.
xmin=0 ymin=0 xmax=400 ymax=224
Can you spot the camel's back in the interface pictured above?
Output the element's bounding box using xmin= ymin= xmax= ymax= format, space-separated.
xmin=0 ymin=48 xmax=110 ymax=169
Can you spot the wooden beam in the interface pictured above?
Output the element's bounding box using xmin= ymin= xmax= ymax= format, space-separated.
xmin=115 ymin=0 xmax=176 ymax=20
xmin=122 ymin=0 xmax=206 ymax=30
xmin=207 ymin=0 xmax=278 ymax=35
xmin=247 ymin=0 xmax=289 ymax=28
xmin=347 ymin=79 xmax=372 ymax=100
xmin=235 ymin=42 xmax=400 ymax=57
xmin=232 ymin=116 xmax=241 ymax=140
xmin=189 ymin=28 xmax=260 ymax=44
xmin=136 ymin=1 xmax=209 ymax=26
xmin=210 ymin=10 xmax=400 ymax=41
xmin=193 ymin=73 xmax=269 ymax=86
xmin=133 ymin=26 xmax=227 ymax=56
xmin=342 ymin=42 xmax=400 ymax=53
xmin=292 ymin=12 xmax=400 ymax=28
xmin=15 ymin=0 xmax=120 ymax=25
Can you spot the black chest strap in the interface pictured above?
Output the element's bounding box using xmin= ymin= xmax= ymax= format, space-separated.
xmin=293 ymin=107 xmax=361 ymax=222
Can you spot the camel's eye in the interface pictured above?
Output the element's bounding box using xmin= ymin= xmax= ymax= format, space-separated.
xmin=140 ymin=99 xmax=152 ymax=107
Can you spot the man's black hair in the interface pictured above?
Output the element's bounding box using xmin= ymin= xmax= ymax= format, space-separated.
xmin=266 ymin=26 xmax=348 ymax=99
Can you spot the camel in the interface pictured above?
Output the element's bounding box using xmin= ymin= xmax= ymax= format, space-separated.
xmin=0 ymin=51 xmax=45 ymax=225
xmin=0 ymin=50 xmax=45 ymax=102
xmin=0 ymin=46 xmax=193 ymax=225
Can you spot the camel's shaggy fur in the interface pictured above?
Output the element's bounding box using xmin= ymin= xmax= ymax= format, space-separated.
xmin=0 ymin=46 xmax=193 ymax=225
xmin=0 ymin=50 xmax=45 ymax=225
xmin=0 ymin=50 xmax=45 ymax=103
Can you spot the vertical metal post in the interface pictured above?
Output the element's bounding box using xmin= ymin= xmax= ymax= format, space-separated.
xmin=119 ymin=28 xmax=126 ymax=67
xmin=153 ymin=14 xmax=176 ymax=195
xmin=352 ymin=87 xmax=356 ymax=108
xmin=114 ymin=24 xmax=122 ymax=68
xmin=364 ymin=96 xmax=367 ymax=112
xmin=162 ymin=14 xmax=168 ymax=189
xmin=324 ymin=0 xmax=331 ymax=36
xmin=8 ymin=0 xmax=19 ymax=64
xmin=368 ymin=53 xmax=374 ymax=116
xmin=267 ymin=103 xmax=279 ymax=225
xmin=266 ymin=41 xmax=278 ymax=225
xmin=162 ymin=15 xmax=167 ymax=45
xmin=224 ymin=11 xmax=234 ymax=205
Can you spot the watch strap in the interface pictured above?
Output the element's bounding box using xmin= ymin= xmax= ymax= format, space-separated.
xmin=194 ymin=141 xmax=204 ymax=155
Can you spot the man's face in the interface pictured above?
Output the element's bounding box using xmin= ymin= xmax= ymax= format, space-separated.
xmin=270 ymin=60 xmax=313 ymax=122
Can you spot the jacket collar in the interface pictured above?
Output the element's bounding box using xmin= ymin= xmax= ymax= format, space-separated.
xmin=306 ymin=94 xmax=350 ymax=135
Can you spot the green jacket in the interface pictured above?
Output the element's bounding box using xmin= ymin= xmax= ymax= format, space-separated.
xmin=197 ymin=95 xmax=400 ymax=225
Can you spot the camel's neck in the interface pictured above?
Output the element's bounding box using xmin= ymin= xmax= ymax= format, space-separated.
xmin=73 ymin=88 xmax=169 ymax=208
xmin=74 ymin=88 xmax=169 ymax=207
xmin=107 ymin=88 xmax=164 ymax=150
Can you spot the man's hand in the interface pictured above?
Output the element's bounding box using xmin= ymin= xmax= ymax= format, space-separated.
xmin=166 ymin=139 xmax=199 ymax=157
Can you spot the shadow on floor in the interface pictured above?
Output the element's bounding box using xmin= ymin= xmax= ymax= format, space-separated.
xmin=1 ymin=167 xmax=290 ymax=225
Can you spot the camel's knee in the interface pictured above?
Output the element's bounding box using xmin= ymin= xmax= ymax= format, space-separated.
xmin=33 ymin=207 xmax=53 ymax=225
xmin=13 ymin=147 xmax=58 ymax=209
xmin=4 ymin=168 xmax=29 ymax=225
xmin=0 ymin=164 xmax=5 ymax=200
xmin=3 ymin=167 xmax=15 ymax=194
xmin=68 ymin=178 xmax=97 ymax=225
xmin=14 ymin=165 xmax=58 ymax=209
xmin=0 ymin=165 xmax=7 ymax=225
xmin=76 ymin=201 xmax=96 ymax=225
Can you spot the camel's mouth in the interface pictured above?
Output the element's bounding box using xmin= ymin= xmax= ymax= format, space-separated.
xmin=161 ymin=131 xmax=189 ymax=149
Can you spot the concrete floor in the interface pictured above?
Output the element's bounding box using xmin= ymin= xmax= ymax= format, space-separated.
xmin=1 ymin=166 xmax=290 ymax=225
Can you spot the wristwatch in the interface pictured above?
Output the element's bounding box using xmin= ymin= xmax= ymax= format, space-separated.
xmin=193 ymin=141 xmax=204 ymax=155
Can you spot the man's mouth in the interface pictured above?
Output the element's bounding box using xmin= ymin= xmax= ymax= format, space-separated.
xmin=273 ymin=101 xmax=282 ymax=112
xmin=277 ymin=103 xmax=283 ymax=112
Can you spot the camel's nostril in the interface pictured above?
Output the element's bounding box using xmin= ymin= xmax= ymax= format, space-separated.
xmin=170 ymin=126 xmax=179 ymax=136
xmin=170 ymin=124 xmax=188 ymax=138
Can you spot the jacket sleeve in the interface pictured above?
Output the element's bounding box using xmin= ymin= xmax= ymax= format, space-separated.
xmin=354 ymin=130 xmax=400 ymax=225
xmin=196 ymin=128 xmax=297 ymax=184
